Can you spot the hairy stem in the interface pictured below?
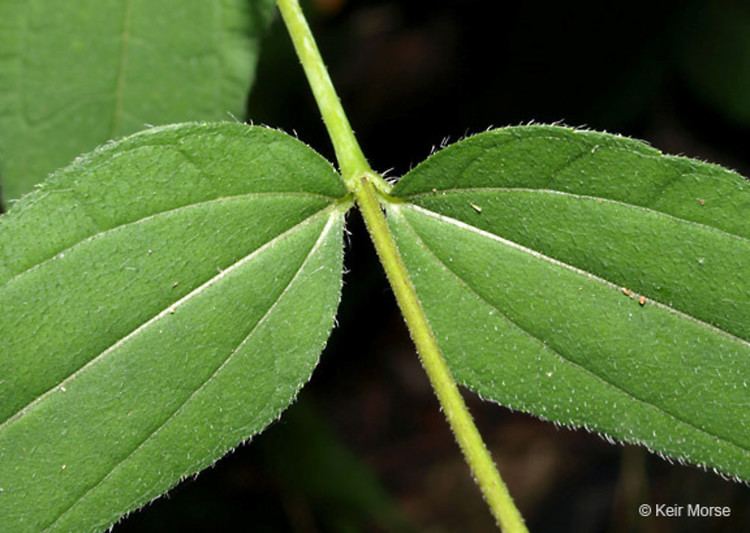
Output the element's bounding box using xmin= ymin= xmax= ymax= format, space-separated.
xmin=276 ymin=0 xmax=375 ymax=189
xmin=276 ymin=1 xmax=527 ymax=531
xmin=355 ymin=179 xmax=527 ymax=532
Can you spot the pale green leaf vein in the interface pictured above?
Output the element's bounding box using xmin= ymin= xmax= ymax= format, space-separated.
xmin=395 ymin=205 xmax=750 ymax=456
xmin=41 ymin=213 xmax=338 ymax=531
xmin=402 ymin=187 xmax=750 ymax=246
xmin=402 ymin=204 xmax=750 ymax=349
xmin=0 ymin=205 xmax=335 ymax=433
xmin=1 ymin=190 xmax=337 ymax=288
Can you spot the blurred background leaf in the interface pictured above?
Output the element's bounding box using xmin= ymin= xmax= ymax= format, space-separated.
xmin=0 ymin=0 xmax=275 ymax=203
xmin=676 ymin=0 xmax=750 ymax=126
xmin=256 ymin=400 xmax=414 ymax=533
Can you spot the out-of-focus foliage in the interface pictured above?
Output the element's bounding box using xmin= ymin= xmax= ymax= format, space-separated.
xmin=0 ymin=0 xmax=275 ymax=201
xmin=677 ymin=1 xmax=750 ymax=125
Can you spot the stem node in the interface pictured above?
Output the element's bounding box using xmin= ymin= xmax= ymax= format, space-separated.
xmin=276 ymin=1 xmax=527 ymax=530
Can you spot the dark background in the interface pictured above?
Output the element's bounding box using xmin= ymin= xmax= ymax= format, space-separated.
xmin=116 ymin=1 xmax=750 ymax=531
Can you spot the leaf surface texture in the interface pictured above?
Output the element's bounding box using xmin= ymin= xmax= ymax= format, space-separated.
xmin=0 ymin=123 xmax=347 ymax=532
xmin=389 ymin=125 xmax=750 ymax=480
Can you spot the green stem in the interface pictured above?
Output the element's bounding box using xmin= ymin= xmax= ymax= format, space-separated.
xmin=276 ymin=0 xmax=382 ymax=191
xmin=356 ymin=179 xmax=527 ymax=533
xmin=276 ymin=1 xmax=527 ymax=531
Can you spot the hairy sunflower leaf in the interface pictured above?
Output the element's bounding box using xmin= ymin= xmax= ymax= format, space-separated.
xmin=388 ymin=125 xmax=750 ymax=480
xmin=0 ymin=123 xmax=347 ymax=532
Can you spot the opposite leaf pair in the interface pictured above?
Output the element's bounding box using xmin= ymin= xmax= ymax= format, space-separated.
xmin=1 ymin=121 xmax=749 ymax=532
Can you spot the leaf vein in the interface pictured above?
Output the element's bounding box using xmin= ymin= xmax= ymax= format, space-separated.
xmin=395 ymin=205 xmax=750 ymax=456
xmin=0 ymin=205 xmax=335 ymax=432
xmin=110 ymin=0 xmax=133 ymax=137
xmin=41 ymin=213 xmax=337 ymax=531
xmin=403 ymin=204 xmax=750 ymax=348
xmin=403 ymin=187 xmax=749 ymax=245
xmin=1 ymin=190 xmax=337 ymax=288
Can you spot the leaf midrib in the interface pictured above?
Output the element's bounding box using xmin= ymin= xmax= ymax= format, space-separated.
xmin=0 ymin=205 xmax=336 ymax=433
xmin=41 ymin=212 xmax=338 ymax=531
xmin=402 ymin=204 xmax=750 ymax=349
xmin=401 ymin=187 xmax=750 ymax=246
xmin=394 ymin=205 xmax=750 ymax=458
xmin=1 ymin=190 xmax=338 ymax=288
xmin=110 ymin=0 xmax=133 ymax=138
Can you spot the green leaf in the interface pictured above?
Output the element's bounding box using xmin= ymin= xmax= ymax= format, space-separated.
xmin=0 ymin=0 xmax=275 ymax=202
xmin=677 ymin=2 xmax=750 ymax=125
xmin=0 ymin=123 xmax=348 ymax=532
xmin=388 ymin=125 xmax=750 ymax=480
xmin=258 ymin=400 xmax=415 ymax=533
